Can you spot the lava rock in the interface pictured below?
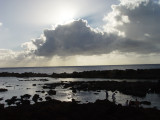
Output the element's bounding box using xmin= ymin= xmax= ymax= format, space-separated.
xmin=32 ymin=94 xmax=39 ymax=103
xmin=45 ymin=96 xmax=52 ymax=101
xmin=48 ymin=90 xmax=56 ymax=95
xmin=0 ymin=88 xmax=8 ymax=92
xmin=21 ymin=94 xmax=31 ymax=100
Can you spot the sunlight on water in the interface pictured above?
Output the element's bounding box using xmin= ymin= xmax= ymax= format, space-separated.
xmin=1 ymin=64 xmax=160 ymax=74
xmin=0 ymin=77 xmax=160 ymax=109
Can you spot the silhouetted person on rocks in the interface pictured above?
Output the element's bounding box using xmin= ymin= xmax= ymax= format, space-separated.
xmin=135 ymin=99 xmax=140 ymax=107
xmin=105 ymin=90 xmax=108 ymax=100
xmin=129 ymin=100 xmax=134 ymax=106
xmin=125 ymin=100 xmax=129 ymax=106
xmin=112 ymin=92 xmax=116 ymax=102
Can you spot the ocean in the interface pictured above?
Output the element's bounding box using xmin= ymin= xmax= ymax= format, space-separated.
xmin=0 ymin=64 xmax=160 ymax=74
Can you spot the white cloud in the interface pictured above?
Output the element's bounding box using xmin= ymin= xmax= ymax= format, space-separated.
xmin=0 ymin=49 xmax=15 ymax=60
xmin=0 ymin=49 xmax=51 ymax=67
xmin=0 ymin=22 xmax=2 ymax=26
xmin=119 ymin=0 xmax=149 ymax=9
xmin=144 ymin=33 xmax=151 ymax=37
xmin=27 ymin=15 xmax=160 ymax=58
xmin=103 ymin=0 xmax=160 ymax=42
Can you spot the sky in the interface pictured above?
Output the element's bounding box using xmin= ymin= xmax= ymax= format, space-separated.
xmin=0 ymin=0 xmax=160 ymax=67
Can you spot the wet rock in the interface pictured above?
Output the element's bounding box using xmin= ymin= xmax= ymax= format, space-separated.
xmin=12 ymin=96 xmax=17 ymax=100
xmin=140 ymin=101 xmax=151 ymax=105
xmin=32 ymin=94 xmax=39 ymax=103
xmin=21 ymin=100 xmax=30 ymax=105
xmin=19 ymin=78 xmax=49 ymax=81
xmin=16 ymin=102 xmax=21 ymax=106
xmin=48 ymin=90 xmax=56 ymax=95
xmin=71 ymin=99 xmax=80 ymax=104
xmin=39 ymin=79 xmax=49 ymax=81
xmin=45 ymin=96 xmax=52 ymax=101
xmin=41 ymin=91 xmax=45 ymax=93
xmin=5 ymin=96 xmax=17 ymax=105
xmin=0 ymin=104 xmax=4 ymax=109
xmin=72 ymin=99 xmax=80 ymax=104
xmin=5 ymin=96 xmax=18 ymax=106
xmin=0 ymin=88 xmax=8 ymax=92
xmin=72 ymin=89 xmax=76 ymax=93
xmin=21 ymin=94 xmax=31 ymax=100
xmin=39 ymin=98 xmax=43 ymax=101
xmin=36 ymin=91 xmax=41 ymax=93
xmin=0 ymin=97 xmax=3 ymax=101
xmin=36 ymin=90 xmax=45 ymax=93
xmin=118 ymin=103 xmax=122 ymax=107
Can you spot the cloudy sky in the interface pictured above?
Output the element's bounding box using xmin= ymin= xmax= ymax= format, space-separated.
xmin=0 ymin=0 xmax=160 ymax=67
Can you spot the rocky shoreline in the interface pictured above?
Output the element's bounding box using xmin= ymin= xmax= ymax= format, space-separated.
xmin=0 ymin=69 xmax=160 ymax=79
xmin=42 ymin=80 xmax=160 ymax=97
xmin=0 ymin=99 xmax=160 ymax=120
xmin=1 ymin=70 xmax=160 ymax=120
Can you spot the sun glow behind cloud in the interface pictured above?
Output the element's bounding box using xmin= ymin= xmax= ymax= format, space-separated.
xmin=57 ymin=8 xmax=76 ymax=24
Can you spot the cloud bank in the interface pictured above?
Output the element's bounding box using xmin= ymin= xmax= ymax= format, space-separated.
xmin=104 ymin=0 xmax=160 ymax=40
xmin=29 ymin=20 xmax=118 ymax=57
xmin=26 ymin=0 xmax=160 ymax=57
xmin=22 ymin=0 xmax=160 ymax=58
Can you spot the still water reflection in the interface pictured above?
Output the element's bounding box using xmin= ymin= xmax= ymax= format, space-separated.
xmin=0 ymin=77 xmax=160 ymax=109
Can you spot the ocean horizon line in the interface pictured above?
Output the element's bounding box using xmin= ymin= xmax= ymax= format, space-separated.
xmin=0 ymin=63 xmax=160 ymax=69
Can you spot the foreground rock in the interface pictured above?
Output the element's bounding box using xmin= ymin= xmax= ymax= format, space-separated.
xmin=0 ymin=88 xmax=8 ymax=92
xmin=0 ymin=99 xmax=160 ymax=120
xmin=32 ymin=94 xmax=39 ymax=103
xmin=47 ymin=90 xmax=56 ymax=95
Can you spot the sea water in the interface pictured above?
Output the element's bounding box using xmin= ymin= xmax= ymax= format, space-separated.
xmin=0 ymin=77 xmax=160 ymax=109
xmin=0 ymin=64 xmax=160 ymax=74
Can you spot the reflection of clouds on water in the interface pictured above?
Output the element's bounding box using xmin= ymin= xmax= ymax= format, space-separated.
xmin=53 ymin=89 xmax=73 ymax=102
xmin=0 ymin=77 xmax=160 ymax=109
xmin=139 ymin=93 xmax=160 ymax=109
xmin=72 ymin=91 xmax=105 ymax=103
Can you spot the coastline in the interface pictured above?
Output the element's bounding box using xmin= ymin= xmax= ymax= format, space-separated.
xmin=1 ymin=69 xmax=160 ymax=120
xmin=0 ymin=69 xmax=160 ymax=79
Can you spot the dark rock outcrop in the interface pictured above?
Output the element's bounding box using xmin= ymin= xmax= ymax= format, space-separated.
xmin=47 ymin=90 xmax=56 ymax=95
xmin=0 ymin=99 xmax=160 ymax=120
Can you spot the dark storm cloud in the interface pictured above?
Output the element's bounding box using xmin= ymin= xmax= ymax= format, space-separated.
xmin=33 ymin=20 xmax=117 ymax=57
